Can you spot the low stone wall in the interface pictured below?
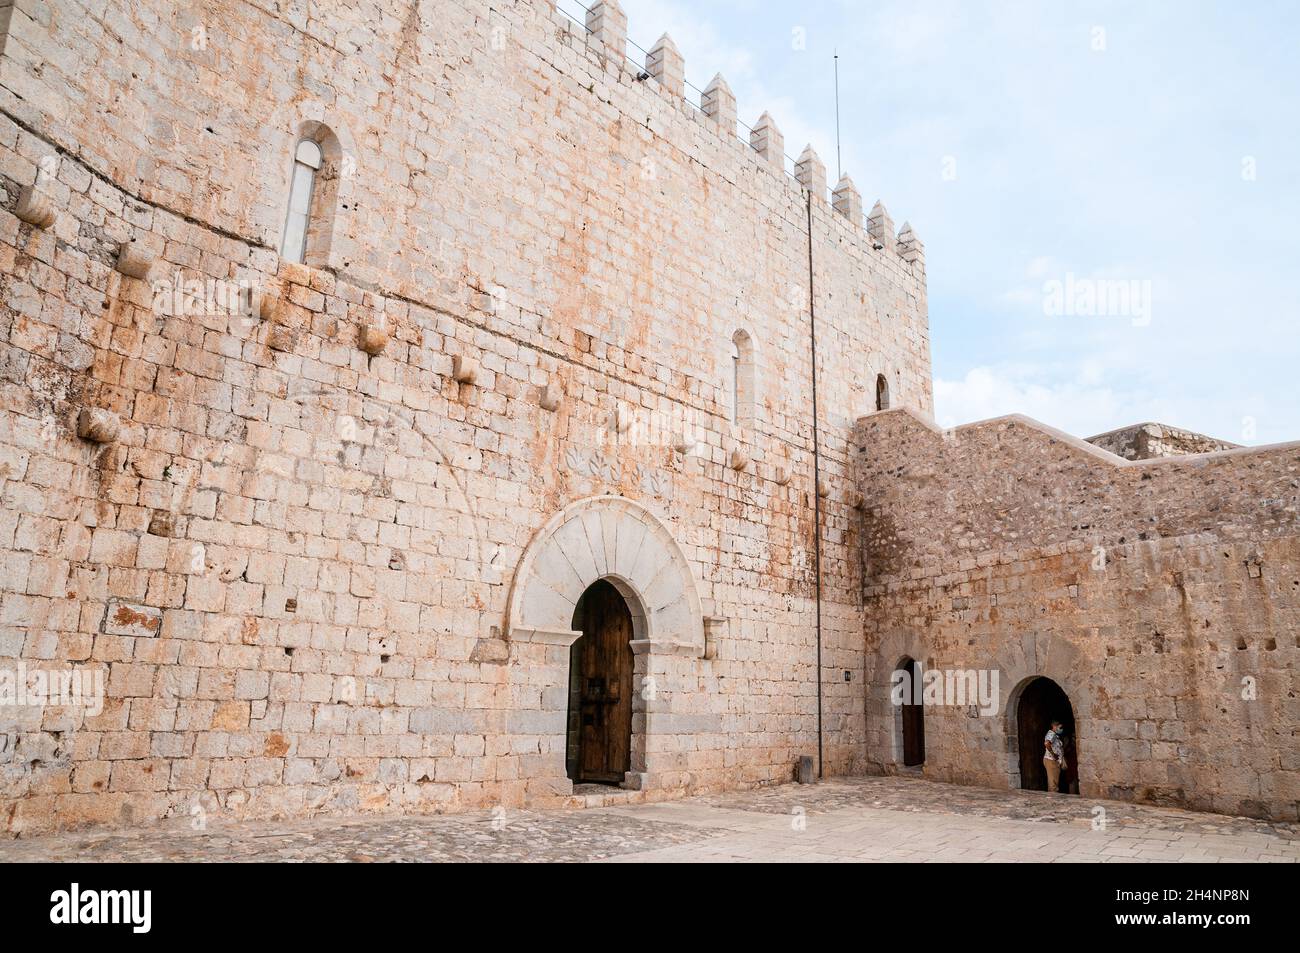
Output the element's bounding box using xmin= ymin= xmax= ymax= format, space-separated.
xmin=855 ymin=409 xmax=1299 ymax=821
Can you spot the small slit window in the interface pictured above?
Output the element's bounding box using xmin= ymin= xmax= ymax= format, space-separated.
xmin=875 ymin=373 xmax=890 ymax=411
xmin=731 ymin=330 xmax=755 ymax=426
xmin=281 ymin=139 xmax=323 ymax=264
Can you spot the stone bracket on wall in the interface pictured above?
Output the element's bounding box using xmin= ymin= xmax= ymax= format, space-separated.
xmin=702 ymin=615 xmax=727 ymax=660
xmin=508 ymin=625 xmax=584 ymax=648
xmin=630 ymin=638 xmax=702 ymax=657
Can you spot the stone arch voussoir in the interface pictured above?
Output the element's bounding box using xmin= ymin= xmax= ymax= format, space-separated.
xmin=506 ymin=495 xmax=704 ymax=654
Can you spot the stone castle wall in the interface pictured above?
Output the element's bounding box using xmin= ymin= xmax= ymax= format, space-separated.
xmin=0 ymin=0 xmax=931 ymax=833
xmin=855 ymin=409 xmax=1299 ymax=821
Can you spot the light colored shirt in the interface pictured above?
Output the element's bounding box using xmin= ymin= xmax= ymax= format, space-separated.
xmin=1044 ymin=729 xmax=1066 ymax=763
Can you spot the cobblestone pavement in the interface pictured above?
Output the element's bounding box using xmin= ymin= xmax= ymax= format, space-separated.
xmin=2 ymin=777 xmax=1297 ymax=863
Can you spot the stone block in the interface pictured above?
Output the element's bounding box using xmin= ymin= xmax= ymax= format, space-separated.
xmin=115 ymin=240 xmax=154 ymax=280
xmin=14 ymin=185 xmax=56 ymax=228
xmin=451 ymin=354 xmax=478 ymax=384
xmin=358 ymin=321 xmax=389 ymax=355
xmin=76 ymin=407 xmax=120 ymax=443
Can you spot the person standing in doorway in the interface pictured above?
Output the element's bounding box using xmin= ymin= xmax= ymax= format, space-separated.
xmin=1043 ymin=719 xmax=1067 ymax=793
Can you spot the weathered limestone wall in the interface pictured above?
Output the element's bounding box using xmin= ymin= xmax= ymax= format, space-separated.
xmin=0 ymin=0 xmax=931 ymax=833
xmin=1087 ymin=422 xmax=1241 ymax=461
xmin=855 ymin=409 xmax=1299 ymax=821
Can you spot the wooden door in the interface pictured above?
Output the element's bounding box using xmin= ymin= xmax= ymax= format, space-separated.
xmin=902 ymin=658 xmax=925 ymax=766
xmin=1017 ymin=687 xmax=1050 ymax=791
xmin=1017 ymin=677 xmax=1076 ymax=792
xmin=575 ymin=581 xmax=634 ymax=784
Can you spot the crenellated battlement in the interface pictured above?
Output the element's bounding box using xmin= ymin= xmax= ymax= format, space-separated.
xmin=549 ymin=0 xmax=925 ymax=276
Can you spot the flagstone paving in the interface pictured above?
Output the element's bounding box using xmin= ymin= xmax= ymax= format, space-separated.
xmin=1 ymin=776 xmax=1296 ymax=863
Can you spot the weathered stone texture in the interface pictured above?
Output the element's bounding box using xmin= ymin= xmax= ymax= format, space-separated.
xmin=4 ymin=0 xmax=1283 ymax=837
xmin=855 ymin=410 xmax=1299 ymax=821
xmin=0 ymin=0 xmax=930 ymax=833
xmin=1086 ymin=422 xmax=1241 ymax=460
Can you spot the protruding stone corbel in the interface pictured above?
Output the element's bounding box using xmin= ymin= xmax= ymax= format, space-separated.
xmin=148 ymin=510 xmax=177 ymax=537
xmin=701 ymin=74 xmax=737 ymax=133
xmin=264 ymin=298 xmax=299 ymax=351
xmin=358 ymin=321 xmax=389 ymax=356
xmin=729 ymin=447 xmax=750 ymax=471
xmin=702 ymin=615 xmax=727 ymax=660
xmin=868 ymin=201 xmax=895 ymax=252
xmin=76 ymin=407 xmax=120 ymax=443
xmin=452 ymin=354 xmax=479 ymax=384
xmin=850 ymin=490 xmax=865 ymax=510
xmin=672 ymin=431 xmax=696 ymax=456
xmin=539 ymin=383 xmax=562 ymax=412
xmin=795 ymin=145 xmax=827 ymax=200
xmin=115 ymin=240 xmax=155 ymax=280
xmin=749 ymin=112 xmax=784 ymax=170
xmin=612 ymin=404 xmax=632 ymax=434
xmin=816 ymin=477 xmax=830 ymax=498
xmin=773 ymin=465 xmax=792 ymax=486
xmin=14 ymin=186 xmax=56 ymax=229
xmin=267 ymin=323 xmax=299 ymax=352
xmin=832 ymin=175 xmax=862 ymax=226
xmin=241 ymin=287 xmax=276 ymax=323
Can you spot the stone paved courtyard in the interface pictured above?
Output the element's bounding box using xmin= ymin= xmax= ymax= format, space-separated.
xmin=2 ymin=777 xmax=1297 ymax=863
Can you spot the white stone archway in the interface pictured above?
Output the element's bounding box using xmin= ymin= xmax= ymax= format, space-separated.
xmin=504 ymin=495 xmax=705 ymax=795
xmin=866 ymin=630 xmax=928 ymax=772
xmin=505 ymin=495 xmax=704 ymax=655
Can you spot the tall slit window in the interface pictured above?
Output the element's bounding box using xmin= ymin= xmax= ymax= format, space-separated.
xmin=875 ymin=373 xmax=890 ymax=411
xmin=730 ymin=341 xmax=740 ymax=422
xmin=281 ymin=139 xmax=323 ymax=263
xmin=731 ymin=330 xmax=755 ymax=426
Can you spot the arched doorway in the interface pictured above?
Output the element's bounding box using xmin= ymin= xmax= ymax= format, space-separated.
xmin=900 ymin=657 xmax=925 ymax=766
xmin=565 ymin=580 xmax=635 ymax=785
xmin=1015 ymin=677 xmax=1077 ymax=794
xmin=506 ymin=495 xmax=705 ymax=794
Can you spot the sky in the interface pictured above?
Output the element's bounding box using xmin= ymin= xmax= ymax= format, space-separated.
xmin=566 ymin=0 xmax=1300 ymax=445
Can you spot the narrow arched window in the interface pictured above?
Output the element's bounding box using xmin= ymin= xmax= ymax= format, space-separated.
xmin=281 ymin=139 xmax=323 ymax=263
xmin=875 ymin=373 xmax=890 ymax=411
xmin=731 ymin=330 xmax=755 ymax=426
xmin=730 ymin=340 xmax=740 ymax=423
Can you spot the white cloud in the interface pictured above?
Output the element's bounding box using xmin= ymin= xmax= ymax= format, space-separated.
xmin=935 ymin=363 xmax=1278 ymax=447
xmin=934 ymin=365 xmax=1129 ymax=438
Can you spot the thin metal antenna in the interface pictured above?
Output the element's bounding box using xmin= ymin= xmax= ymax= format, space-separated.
xmin=834 ymin=50 xmax=842 ymax=180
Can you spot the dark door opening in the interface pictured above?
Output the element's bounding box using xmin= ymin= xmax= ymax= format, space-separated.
xmin=901 ymin=657 xmax=925 ymax=766
xmin=565 ymin=580 xmax=634 ymax=785
xmin=1016 ymin=677 xmax=1077 ymax=794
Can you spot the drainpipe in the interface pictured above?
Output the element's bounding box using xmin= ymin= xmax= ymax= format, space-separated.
xmin=805 ymin=191 xmax=825 ymax=779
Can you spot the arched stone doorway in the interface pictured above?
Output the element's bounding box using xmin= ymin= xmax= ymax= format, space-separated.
xmin=899 ymin=656 xmax=925 ymax=766
xmin=504 ymin=496 xmax=705 ymax=794
xmin=1013 ymin=676 xmax=1078 ymax=794
xmin=566 ymin=580 xmax=636 ymax=785
xmin=505 ymin=496 xmax=702 ymax=651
